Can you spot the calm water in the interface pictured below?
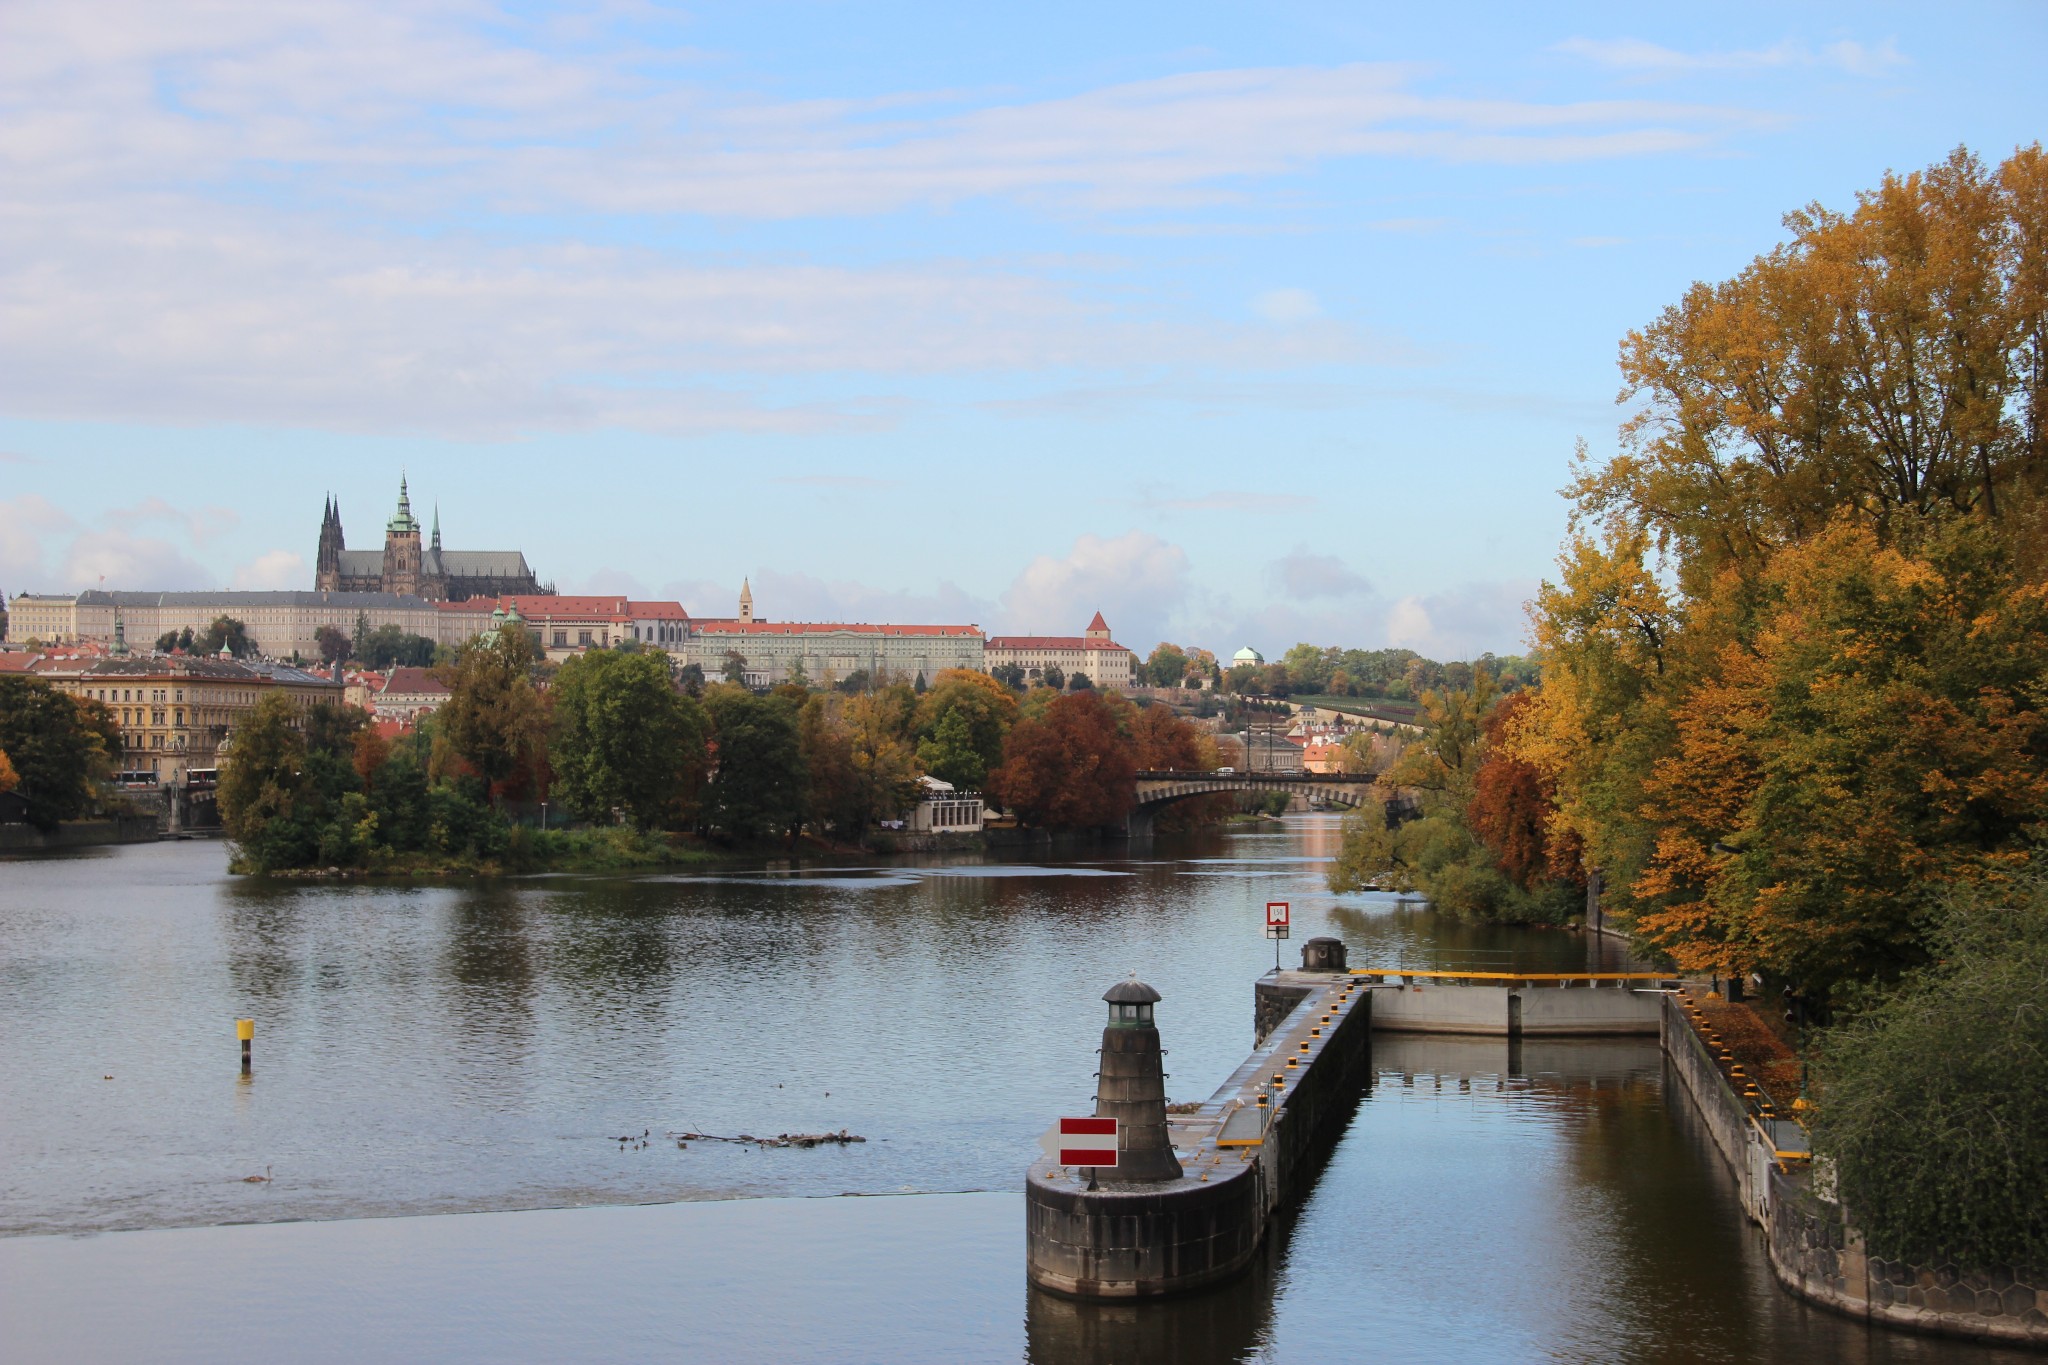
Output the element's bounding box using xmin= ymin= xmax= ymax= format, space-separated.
xmin=0 ymin=820 xmax=2024 ymax=1362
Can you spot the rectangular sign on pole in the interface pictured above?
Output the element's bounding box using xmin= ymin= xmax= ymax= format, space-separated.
xmin=1042 ymin=1116 xmax=1119 ymax=1167
xmin=1266 ymin=901 xmax=1290 ymax=927
xmin=1264 ymin=924 xmax=1291 ymax=940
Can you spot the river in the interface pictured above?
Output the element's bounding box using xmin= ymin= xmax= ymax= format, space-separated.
xmin=0 ymin=818 xmax=2027 ymax=1362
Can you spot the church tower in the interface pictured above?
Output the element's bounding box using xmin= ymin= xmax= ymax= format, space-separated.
xmin=739 ymin=578 xmax=755 ymax=623
xmin=382 ymin=475 xmax=424 ymax=596
xmin=1084 ymin=610 xmax=1111 ymax=641
xmin=315 ymin=496 xmax=346 ymax=591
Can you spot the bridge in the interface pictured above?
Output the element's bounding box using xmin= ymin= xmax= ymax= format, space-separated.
xmin=1128 ymin=770 xmax=1389 ymax=837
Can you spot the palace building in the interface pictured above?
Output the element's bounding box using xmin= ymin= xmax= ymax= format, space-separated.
xmin=984 ymin=612 xmax=1137 ymax=689
xmin=315 ymin=476 xmax=542 ymax=602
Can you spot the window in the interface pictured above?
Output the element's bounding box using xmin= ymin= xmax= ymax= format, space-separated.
xmin=553 ymin=632 xmax=567 ymax=646
xmin=578 ymin=631 xmax=592 ymax=645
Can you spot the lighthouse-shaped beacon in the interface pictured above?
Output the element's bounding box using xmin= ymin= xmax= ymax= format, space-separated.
xmin=1094 ymin=976 xmax=1183 ymax=1182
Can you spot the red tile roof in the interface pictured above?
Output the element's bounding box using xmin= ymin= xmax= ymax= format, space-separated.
xmin=379 ymin=666 xmax=450 ymax=696
xmin=985 ymin=636 xmax=1130 ymax=651
xmin=692 ymin=622 xmax=982 ymax=637
xmin=1086 ymin=611 xmax=1110 ymax=632
xmin=0 ymin=652 xmax=40 ymax=673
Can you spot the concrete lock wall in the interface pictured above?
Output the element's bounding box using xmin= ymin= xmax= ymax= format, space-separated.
xmin=1370 ymin=980 xmax=1661 ymax=1036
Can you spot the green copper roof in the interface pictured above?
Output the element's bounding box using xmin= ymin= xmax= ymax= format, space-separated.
xmin=386 ymin=474 xmax=420 ymax=535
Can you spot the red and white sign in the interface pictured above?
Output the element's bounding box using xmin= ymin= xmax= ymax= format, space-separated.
xmin=1266 ymin=901 xmax=1290 ymax=928
xmin=1038 ymin=1116 xmax=1119 ymax=1167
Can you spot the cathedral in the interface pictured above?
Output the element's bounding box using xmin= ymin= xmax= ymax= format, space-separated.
xmin=314 ymin=477 xmax=543 ymax=602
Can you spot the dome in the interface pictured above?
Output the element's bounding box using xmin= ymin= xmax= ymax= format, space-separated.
xmin=1103 ymin=978 xmax=1162 ymax=1005
xmin=1232 ymin=645 xmax=1264 ymax=665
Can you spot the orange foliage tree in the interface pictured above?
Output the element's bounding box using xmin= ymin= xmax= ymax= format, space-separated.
xmin=987 ymin=690 xmax=1138 ymax=830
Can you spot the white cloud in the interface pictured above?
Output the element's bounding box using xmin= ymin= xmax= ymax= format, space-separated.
xmin=231 ymin=549 xmax=305 ymax=589
xmin=999 ymin=531 xmax=1191 ymax=647
xmin=1271 ymin=549 xmax=1372 ymax=599
xmin=0 ymin=495 xmax=77 ymax=590
xmin=60 ymin=530 xmax=215 ymax=592
xmin=1554 ymin=36 xmax=1907 ymax=79
xmin=1252 ymin=288 xmax=1323 ymax=324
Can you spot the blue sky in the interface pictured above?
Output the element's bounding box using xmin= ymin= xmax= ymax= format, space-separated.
xmin=2 ymin=2 xmax=2043 ymax=659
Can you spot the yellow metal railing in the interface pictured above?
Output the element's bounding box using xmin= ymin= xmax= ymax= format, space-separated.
xmin=1349 ymin=969 xmax=1677 ymax=982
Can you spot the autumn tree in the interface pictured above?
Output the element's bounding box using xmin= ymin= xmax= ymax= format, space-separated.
xmin=436 ymin=626 xmax=549 ymax=802
xmin=0 ymin=747 xmax=18 ymax=794
xmin=987 ymin=689 xmax=1136 ymax=830
xmin=551 ymin=648 xmax=709 ymax=830
xmin=1513 ymin=144 xmax=2048 ymax=988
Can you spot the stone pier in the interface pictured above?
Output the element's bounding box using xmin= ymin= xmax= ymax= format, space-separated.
xmin=1025 ymin=944 xmax=1372 ymax=1299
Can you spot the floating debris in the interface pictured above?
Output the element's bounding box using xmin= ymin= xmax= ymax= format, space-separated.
xmin=667 ymin=1128 xmax=866 ymax=1149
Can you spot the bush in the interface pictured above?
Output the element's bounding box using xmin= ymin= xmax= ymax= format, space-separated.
xmin=1809 ymin=875 xmax=2048 ymax=1267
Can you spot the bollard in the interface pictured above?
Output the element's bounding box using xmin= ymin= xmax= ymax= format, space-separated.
xmin=237 ymin=1018 xmax=254 ymax=1074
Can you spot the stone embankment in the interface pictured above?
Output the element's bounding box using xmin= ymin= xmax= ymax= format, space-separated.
xmin=1661 ymin=990 xmax=2048 ymax=1347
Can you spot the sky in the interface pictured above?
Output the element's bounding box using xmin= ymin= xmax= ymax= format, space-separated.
xmin=2 ymin=2 xmax=2043 ymax=661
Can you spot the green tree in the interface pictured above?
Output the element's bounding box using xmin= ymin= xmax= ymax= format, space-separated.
xmin=1040 ymin=665 xmax=1064 ymax=691
xmin=197 ymin=616 xmax=254 ymax=658
xmin=1144 ymin=643 xmax=1188 ymax=688
xmin=314 ymin=625 xmax=351 ymax=665
xmin=676 ymin=662 xmax=706 ymax=696
xmin=436 ymin=627 xmax=548 ymax=801
xmin=912 ymin=668 xmax=1016 ymax=789
xmin=702 ymin=687 xmax=806 ymax=839
xmin=217 ymin=692 xmax=317 ymax=868
xmin=1810 ymin=879 xmax=2048 ymax=1268
xmin=551 ymin=649 xmax=709 ymax=829
xmin=359 ymin=624 xmax=436 ymax=669
xmin=722 ymin=650 xmax=748 ymax=684
xmin=916 ymin=707 xmax=983 ymax=788
xmin=0 ymin=678 xmax=116 ymax=830
xmin=154 ymin=630 xmax=180 ymax=652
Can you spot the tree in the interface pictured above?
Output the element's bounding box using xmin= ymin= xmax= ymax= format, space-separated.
xmin=154 ymin=630 xmax=180 ymax=652
xmin=987 ymin=689 xmax=1136 ymax=830
xmin=0 ymin=747 xmax=17 ymax=794
xmin=912 ymin=669 xmax=1016 ymax=789
xmin=721 ymin=650 xmax=749 ymax=685
xmin=1066 ymin=672 xmax=1092 ymax=691
xmin=989 ymin=663 xmax=1026 ymax=690
xmin=1509 ymin=144 xmax=2048 ymax=990
xmin=359 ymin=624 xmax=435 ymax=669
xmin=314 ymin=625 xmax=352 ymax=665
xmin=0 ymin=678 xmax=114 ymax=830
xmin=197 ymin=616 xmax=253 ymax=658
xmin=217 ymin=692 xmax=316 ymax=867
xmin=834 ymin=668 xmax=870 ymax=695
xmin=702 ymin=687 xmax=806 ymax=839
xmin=1130 ymin=703 xmax=1205 ymax=771
xmin=1144 ymin=643 xmax=1189 ymax=688
xmin=551 ymin=649 xmax=709 ymax=830
xmin=798 ymin=694 xmax=862 ymax=835
xmin=676 ymin=662 xmax=706 ymax=696
xmin=1810 ymin=879 xmax=2048 ymax=1268
xmin=1040 ymin=665 xmax=1064 ymax=691
xmin=843 ymin=688 xmax=922 ymax=825
xmin=355 ymin=611 xmax=372 ymax=655
xmin=1467 ymin=691 xmax=1582 ymax=890
xmin=436 ymin=627 xmax=549 ymax=802
xmin=916 ymin=708 xmax=982 ymax=788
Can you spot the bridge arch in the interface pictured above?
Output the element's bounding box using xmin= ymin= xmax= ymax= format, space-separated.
xmin=1125 ymin=770 xmax=1383 ymax=838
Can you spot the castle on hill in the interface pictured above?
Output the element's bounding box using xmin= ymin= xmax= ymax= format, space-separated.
xmin=315 ymin=477 xmax=543 ymax=602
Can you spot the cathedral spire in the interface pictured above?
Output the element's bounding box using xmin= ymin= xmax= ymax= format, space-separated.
xmin=386 ymin=472 xmax=420 ymax=535
xmin=739 ymin=577 xmax=754 ymax=623
xmin=431 ymin=504 xmax=442 ymax=552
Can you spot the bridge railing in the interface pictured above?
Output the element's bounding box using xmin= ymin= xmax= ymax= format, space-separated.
xmin=1132 ymin=769 xmax=1380 ymax=782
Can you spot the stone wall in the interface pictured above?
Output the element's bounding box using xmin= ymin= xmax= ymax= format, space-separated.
xmin=1660 ymin=994 xmax=2048 ymax=1347
xmin=0 ymin=815 xmax=159 ymax=852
